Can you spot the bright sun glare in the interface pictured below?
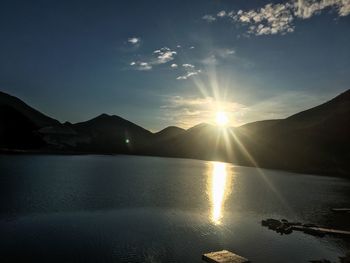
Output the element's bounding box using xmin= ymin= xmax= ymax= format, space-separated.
xmin=215 ymin=111 xmax=229 ymax=126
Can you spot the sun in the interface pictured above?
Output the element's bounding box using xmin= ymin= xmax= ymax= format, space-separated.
xmin=215 ymin=111 xmax=229 ymax=126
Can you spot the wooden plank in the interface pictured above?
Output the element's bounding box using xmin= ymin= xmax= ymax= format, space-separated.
xmin=202 ymin=250 xmax=249 ymax=263
xmin=331 ymin=208 xmax=350 ymax=213
xmin=292 ymin=225 xmax=350 ymax=236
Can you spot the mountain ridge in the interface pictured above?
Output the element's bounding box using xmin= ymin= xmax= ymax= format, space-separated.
xmin=1 ymin=89 xmax=349 ymax=176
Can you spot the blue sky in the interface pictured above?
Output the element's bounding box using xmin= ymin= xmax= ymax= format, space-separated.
xmin=0 ymin=0 xmax=349 ymax=131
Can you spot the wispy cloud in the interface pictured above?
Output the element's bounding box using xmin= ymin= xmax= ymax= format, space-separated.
xmin=202 ymin=14 xmax=217 ymax=22
xmin=177 ymin=64 xmax=201 ymax=80
xmin=128 ymin=37 xmax=141 ymax=45
xmin=202 ymin=55 xmax=218 ymax=66
xmin=128 ymin=44 xmax=201 ymax=79
xmin=176 ymin=70 xmax=201 ymax=80
xmin=161 ymin=96 xmax=246 ymax=128
xmin=130 ymin=61 xmax=152 ymax=71
xmin=217 ymin=10 xmax=227 ymax=17
xmin=182 ymin=63 xmax=195 ymax=68
xmin=128 ymin=44 xmax=202 ymax=79
xmin=201 ymin=48 xmax=235 ymax=65
xmin=203 ymin=0 xmax=350 ymax=36
xmin=241 ymin=91 xmax=331 ymax=123
xmin=129 ymin=46 xmax=177 ymax=71
xmin=160 ymin=91 xmax=331 ymax=128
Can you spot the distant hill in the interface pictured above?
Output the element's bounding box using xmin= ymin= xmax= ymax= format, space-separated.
xmin=0 ymin=91 xmax=59 ymax=128
xmin=71 ymin=114 xmax=153 ymax=153
xmin=234 ymin=89 xmax=350 ymax=175
xmin=0 ymin=91 xmax=59 ymax=149
xmin=0 ymin=89 xmax=349 ymax=176
xmin=154 ymin=126 xmax=185 ymax=141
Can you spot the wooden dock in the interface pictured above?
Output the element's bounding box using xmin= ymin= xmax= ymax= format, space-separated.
xmin=202 ymin=250 xmax=249 ymax=263
xmin=292 ymin=225 xmax=350 ymax=236
xmin=331 ymin=208 xmax=350 ymax=213
xmin=262 ymin=218 xmax=350 ymax=237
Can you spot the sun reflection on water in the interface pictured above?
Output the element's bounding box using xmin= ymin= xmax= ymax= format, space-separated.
xmin=207 ymin=161 xmax=233 ymax=225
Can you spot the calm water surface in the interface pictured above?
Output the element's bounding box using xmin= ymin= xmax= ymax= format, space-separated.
xmin=0 ymin=155 xmax=349 ymax=262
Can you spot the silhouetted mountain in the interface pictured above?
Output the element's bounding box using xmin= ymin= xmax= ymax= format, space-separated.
xmin=233 ymin=89 xmax=350 ymax=175
xmin=151 ymin=90 xmax=350 ymax=175
xmin=0 ymin=91 xmax=59 ymax=149
xmin=152 ymin=123 xmax=234 ymax=160
xmin=0 ymin=89 xmax=349 ymax=176
xmin=154 ymin=126 xmax=185 ymax=141
xmin=0 ymin=91 xmax=59 ymax=128
xmin=71 ymin=114 xmax=153 ymax=153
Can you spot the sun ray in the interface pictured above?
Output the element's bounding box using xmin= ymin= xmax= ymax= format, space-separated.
xmin=228 ymin=128 xmax=294 ymax=214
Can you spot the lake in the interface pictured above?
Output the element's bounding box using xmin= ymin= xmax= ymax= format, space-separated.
xmin=0 ymin=154 xmax=349 ymax=262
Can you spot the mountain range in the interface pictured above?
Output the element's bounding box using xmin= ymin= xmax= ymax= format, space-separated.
xmin=1 ymin=89 xmax=349 ymax=176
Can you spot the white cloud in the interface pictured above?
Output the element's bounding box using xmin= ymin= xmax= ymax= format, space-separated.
xmin=339 ymin=0 xmax=350 ymax=15
xmin=202 ymin=14 xmax=217 ymax=22
xmin=130 ymin=61 xmax=152 ymax=71
xmin=153 ymin=47 xmax=177 ymax=64
xmin=182 ymin=63 xmax=195 ymax=68
xmin=176 ymin=69 xmax=201 ymax=80
xmin=129 ymin=46 xmax=178 ymax=71
xmin=294 ymin=0 xmax=350 ymax=18
xmin=175 ymin=63 xmax=201 ymax=80
xmin=204 ymin=0 xmax=350 ymax=36
xmin=171 ymin=63 xmax=178 ymax=68
xmin=189 ymin=46 xmax=195 ymax=49
xmin=217 ymin=10 xmax=227 ymax=17
xmin=234 ymin=3 xmax=295 ymax=35
xmin=128 ymin=37 xmax=141 ymax=45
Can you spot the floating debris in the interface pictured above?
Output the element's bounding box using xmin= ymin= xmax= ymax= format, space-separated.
xmin=202 ymin=250 xmax=249 ymax=263
xmin=261 ymin=218 xmax=297 ymax=235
